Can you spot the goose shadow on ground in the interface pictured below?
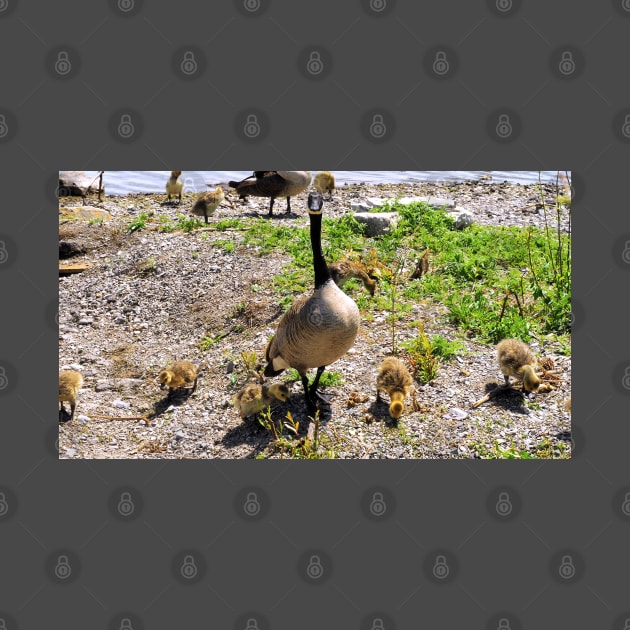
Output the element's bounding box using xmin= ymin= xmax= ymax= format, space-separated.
xmin=481 ymin=382 xmax=532 ymax=415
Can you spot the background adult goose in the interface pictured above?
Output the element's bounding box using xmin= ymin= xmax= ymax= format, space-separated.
xmin=228 ymin=171 xmax=311 ymax=216
xmin=264 ymin=191 xmax=360 ymax=412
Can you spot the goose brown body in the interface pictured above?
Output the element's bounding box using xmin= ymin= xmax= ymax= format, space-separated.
xmin=264 ymin=191 xmax=359 ymax=411
xmin=166 ymin=170 xmax=183 ymax=203
xmin=59 ymin=370 xmax=83 ymax=420
xmin=228 ymin=171 xmax=311 ymax=216
xmin=234 ymin=382 xmax=290 ymax=419
xmin=376 ymin=357 xmax=413 ymax=419
xmin=496 ymin=339 xmax=540 ymax=393
xmin=158 ymin=361 xmax=199 ymax=393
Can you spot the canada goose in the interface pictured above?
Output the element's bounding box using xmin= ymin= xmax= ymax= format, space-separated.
xmin=496 ymin=339 xmax=540 ymax=393
xmin=59 ymin=370 xmax=83 ymax=421
xmin=158 ymin=361 xmax=199 ymax=395
xmin=313 ymin=171 xmax=335 ymax=200
xmin=166 ymin=170 xmax=183 ymax=203
xmin=329 ymin=260 xmax=378 ymax=296
xmin=228 ymin=171 xmax=311 ymax=216
xmin=376 ymin=356 xmax=413 ymax=419
xmin=234 ymin=382 xmax=290 ymax=419
xmin=264 ymin=191 xmax=360 ymax=412
xmin=191 ymin=187 xmax=225 ymax=224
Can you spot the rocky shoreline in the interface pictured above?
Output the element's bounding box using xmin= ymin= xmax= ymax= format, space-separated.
xmin=58 ymin=179 xmax=571 ymax=459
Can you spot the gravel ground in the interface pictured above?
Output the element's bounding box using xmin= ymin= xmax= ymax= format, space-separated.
xmin=58 ymin=177 xmax=572 ymax=459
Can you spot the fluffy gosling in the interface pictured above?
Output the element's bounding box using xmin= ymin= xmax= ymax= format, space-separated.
xmin=376 ymin=356 xmax=413 ymax=419
xmin=59 ymin=370 xmax=83 ymax=421
xmin=158 ymin=361 xmax=199 ymax=395
xmin=329 ymin=260 xmax=378 ymax=296
xmin=313 ymin=171 xmax=335 ymax=200
xmin=166 ymin=170 xmax=183 ymax=203
xmin=234 ymin=382 xmax=290 ymax=419
xmin=191 ymin=187 xmax=225 ymax=223
xmin=496 ymin=339 xmax=540 ymax=393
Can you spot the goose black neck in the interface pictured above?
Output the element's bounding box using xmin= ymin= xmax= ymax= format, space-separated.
xmin=309 ymin=211 xmax=331 ymax=289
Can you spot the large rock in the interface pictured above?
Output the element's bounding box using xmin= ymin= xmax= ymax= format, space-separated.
xmin=59 ymin=205 xmax=112 ymax=222
xmin=58 ymin=171 xmax=104 ymax=197
xmin=352 ymin=212 xmax=399 ymax=237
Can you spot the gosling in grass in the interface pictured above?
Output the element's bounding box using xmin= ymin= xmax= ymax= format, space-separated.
xmin=329 ymin=260 xmax=378 ymax=296
xmin=191 ymin=187 xmax=225 ymax=223
xmin=166 ymin=170 xmax=183 ymax=203
xmin=376 ymin=356 xmax=413 ymax=420
xmin=496 ymin=339 xmax=540 ymax=393
xmin=158 ymin=361 xmax=199 ymax=395
xmin=228 ymin=171 xmax=311 ymax=216
xmin=59 ymin=370 xmax=83 ymax=421
xmin=313 ymin=171 xmax=335 ymax=200
xmin=233 ymin=382 xmax=290 ymax=419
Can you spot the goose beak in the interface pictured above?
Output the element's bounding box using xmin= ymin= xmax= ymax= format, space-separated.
xmin=308 ymin=191 xmax=324 ymax=212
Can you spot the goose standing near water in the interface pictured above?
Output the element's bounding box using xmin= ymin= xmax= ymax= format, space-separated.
xmin=264 ymin=191 xmax=360 ymax=412
xmin=228 ymin=171 xmax=311 ymax=216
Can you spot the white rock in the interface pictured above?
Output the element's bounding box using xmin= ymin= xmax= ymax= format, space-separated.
xmin=444 ymin=407 xmax=469 ymax=420
xmin=352 ymin=212 xmax=399 ymax=237
xmin=113 ymin=399 xmax=131 ymax=409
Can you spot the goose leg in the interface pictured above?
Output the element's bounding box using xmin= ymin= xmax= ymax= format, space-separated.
xmin=285 ymin=196 xmax=291 ymax=213
xmin=309 ymin=366 xmax=331 ymax=404
xmin=268 ymin=198 xmax=275 ymax=216
xmin=300 ymin=374 xmax=317 ymax=413
xmin=503 ymin=375 xmax=510 ymax=387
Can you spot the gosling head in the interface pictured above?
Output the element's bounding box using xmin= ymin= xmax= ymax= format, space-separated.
xmin=388 ymin=392 xmax=406 ymax=419
xmin=269 ymin=383 xmax=290 ymax=402
xmin=171 ymin=170 xmax=182 ymax=178
xmin=158 ymin=370 xmax=172 ymax=390
xmin=520 ymin=365 xmax=541 ymax=393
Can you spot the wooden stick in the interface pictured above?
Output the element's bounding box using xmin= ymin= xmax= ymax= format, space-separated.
xmin=90 ymin=414 xmax=151 ymax=425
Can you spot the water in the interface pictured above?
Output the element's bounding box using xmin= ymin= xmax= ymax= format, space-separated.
xmin=73 ymin=171 xmax=567 ymax=196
